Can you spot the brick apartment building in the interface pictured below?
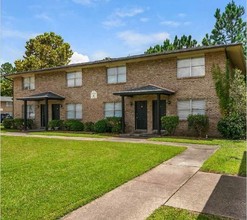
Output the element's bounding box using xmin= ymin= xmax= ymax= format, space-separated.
xmin=8 ymin=43 xmax=245 ymax=136
xmin=0 ymin=96 xmax=13 ymax=120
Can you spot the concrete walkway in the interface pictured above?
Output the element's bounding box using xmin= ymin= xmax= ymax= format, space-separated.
xmin=2 ymin=132 xmax=245 ymax=219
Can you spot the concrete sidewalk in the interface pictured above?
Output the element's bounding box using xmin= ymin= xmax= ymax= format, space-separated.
xmin=62 ymin=146 xmax=217 ymax=220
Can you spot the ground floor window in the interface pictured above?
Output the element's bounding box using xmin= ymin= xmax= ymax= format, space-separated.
xmin=104 ymin=102 xmax=122 ymax=117
xmin=177 ymin=99 xmax=205 ymax=120
xmin=22 ymin=105 xmax=35 ymax=119
xmin=66 ymin=104 xmax=82 ymax=119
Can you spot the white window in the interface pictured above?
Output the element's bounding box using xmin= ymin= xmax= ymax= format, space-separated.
xmin=107 ymin=66 xmax=126 ymax=84
xmin=177 ymin=57 xmax=205 ymax=78
xmin=23 ymin=76 xmax=35 ymax=90
xmin=67 ymin=72 xmax=82 ymax=87
xmin=66 ymin=104 xmax=82 ymax=119
xmin=104 ymin=102 xmax=122 ymax=117
xmin=6 ymin=102 xmax=13 ymax=107
xmin=177 ymin=99 xmax=205 ymax=120
xmin=22 ymin=105 xmax=35 ymax=119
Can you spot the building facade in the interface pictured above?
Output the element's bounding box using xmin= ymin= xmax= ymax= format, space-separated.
xmin=9 ymin=44 xmax=245 ymax=136
xmin=0 ymin=96 xmax=13 ymax=117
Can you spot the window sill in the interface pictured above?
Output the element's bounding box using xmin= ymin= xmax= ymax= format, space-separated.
xmin=177 ymin=76 xmax=205 ymax=80
xmin=67 ymin=86 xmax=83 ymax=88
xmin=23 ymin=89 xmax=35 ymax=91
xmin=107 ymin=82 xmax=127 ymax=85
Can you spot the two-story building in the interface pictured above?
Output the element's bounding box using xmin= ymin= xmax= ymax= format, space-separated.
xmin=8 ymin=43 xmax=245 ymax=136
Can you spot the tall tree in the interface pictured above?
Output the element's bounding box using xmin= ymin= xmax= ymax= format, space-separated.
xmin=15 ymin=32 xmax=73 ymax=72
xmin=202 ymin=1 xmax=246 ymax=53
xmin=145 ymin=35 xmax=198 ymax=54
xmin=0 ymin=62 xmax=16 ymax=96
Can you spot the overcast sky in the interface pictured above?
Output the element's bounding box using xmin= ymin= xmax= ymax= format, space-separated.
xmin=1 ymin=0 xmax=246 ymax=65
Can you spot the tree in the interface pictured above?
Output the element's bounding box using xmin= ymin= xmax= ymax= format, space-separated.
xmin=0 ymin=62 xmax=16 ymax=96
xmin=145 ymin=35 xmax=198 ymax=54
xmin=202 ymin=1 xmax=246 ymax=54
xmin=15 ymin=32 xmax=73 ymax=72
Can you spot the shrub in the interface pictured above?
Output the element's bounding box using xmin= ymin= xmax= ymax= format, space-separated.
xmin=106 ymin=117 xmax=122 ymax=133
xmin=64 ymin=120 xmax=84 ymax=131
xmin=161 ymin=115 xmax=179 ymax=135
xmin=27 ymin=119 xmax=34 ymax=129
xmin=187 ymin=114 xmax=209 ymax=137
xmin=94 ymin=119 xmax=109 ymax=133
xmin=84 ymin=122 xmax=95 ymax=132
xmin=217 ymin=114 xmax=246 ymax=139
xmin=48 ymin=120 xmax=64 ymax=130
xmin=2 ymin=118 xmax=14 ymax=129
xmin=13 ymin=118 xmax=24 ymax=130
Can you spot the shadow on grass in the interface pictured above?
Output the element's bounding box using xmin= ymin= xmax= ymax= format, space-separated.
xmin=197 ymin=175 xmax=246 ymax=220
xmin=238 ymin=151 xmax=246 ymax=177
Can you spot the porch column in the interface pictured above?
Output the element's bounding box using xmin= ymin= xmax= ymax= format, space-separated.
xmin=45 ymin=98 xmax=49 ymax=131
xmin=121 ymin=95 xmax=125 ymax=133
xmin=24 ymin=100 xmax=27 ymax=131
xmin=157 ymin=94 xmax=161 ymax=135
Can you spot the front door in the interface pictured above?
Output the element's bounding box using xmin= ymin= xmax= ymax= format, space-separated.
xmin=52 ymin=104 xmax=60 ymax=120
xmin=135 ymin=101 xmax=147 ymax=130
xmin=40 ymin=104 xmax=46 ymax=127
xmin=153 ymin=100 xmax=166 ymax=130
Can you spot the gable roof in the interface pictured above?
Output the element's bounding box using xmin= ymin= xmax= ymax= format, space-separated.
xmin=7 ymin=43 xmax=246 ymax=78
xmin=113 ymin=84 xmax=175 ymax=96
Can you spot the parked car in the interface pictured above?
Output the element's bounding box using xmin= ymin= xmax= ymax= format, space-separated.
xmin=1 ymin=113 xmax=13 ymax=123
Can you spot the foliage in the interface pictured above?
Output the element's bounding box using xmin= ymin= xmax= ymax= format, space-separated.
xmin=229 ymin=69 xmax=246 ymax=116
xmin=145 ymin=35 xmax=198 ymax=54
xmin=11 ymin=118 xmax=34 ymax=130
xmin=106 ymin=117 xmax=122 ymax=133
xmin=212 ymin=63 xmax=232 ymax=116
xmin=217 ymin=114 xmax=246 ymax=139
xmin=63 ymin=119 xmax=84 ymax=131
xmin=0 ymin=62 xmax=16 ymax=96
xmin=15 ymin=32 xmax=73 ymax=72
xmin=84 ymin=122 xmax=95 ymax=132
xmin=2 ymin=119 xmax=14 ymax=129
xmin=202 ymin=1 xmax=246 ymax=56
xmin=94 ymin=119 xmax=109 ymax=133
xmin=187 ymin=114 xmax=209 ymax=137
xmin=161 ymin=115 xmax=179 ymax=135
xmin=48 ymin=120 xmax=64 ymax=130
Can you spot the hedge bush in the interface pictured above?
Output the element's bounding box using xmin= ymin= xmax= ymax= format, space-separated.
xmin=48 ymin=120 xmax=64 ymax=130
xmin=94 ymin=119 xmax=109 ymax=133
xmin=217 ymin=114 xmax=246 ymax=139
xmin=64 ymin=120 xmax=84 ymax=131
xmin=106 ymin=117 xmax=122 ymax=133
xmin=2 ymin=118 xmax=14 ymax=129
xmin=187 ymin=114 xmax=209 ymax=137
xmin=13 ymin=118 xmax=24 ymax=130
xmin=84 ymin=122 xmax=95 ymax=132
xmin=161 ymin=115 xmax=179 ymax=135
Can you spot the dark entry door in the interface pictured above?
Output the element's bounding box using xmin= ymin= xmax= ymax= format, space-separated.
xmin=153 ymin=100 xmax=166 ymax=130
xmin=40 ymin=104 xmax=46 ymax=127
xmin=135 ymin=101 xmax=147 ymax=130
xmin=52 ymin=104 xmax=60 ymax=120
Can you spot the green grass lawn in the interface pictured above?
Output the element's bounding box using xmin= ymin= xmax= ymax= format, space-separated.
xmin=29 ymin=131 xmax=109 ymax=138
xmin=1 ymin=136 xmax=185 ymax=220
xmin=150 ymin=137 xmax=246 ymax=176
xmin=147 ymin=206 xmax=229 ymax=220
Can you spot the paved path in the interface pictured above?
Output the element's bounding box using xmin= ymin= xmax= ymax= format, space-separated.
xmin=2 ymin=132 xmax=245 ymax=219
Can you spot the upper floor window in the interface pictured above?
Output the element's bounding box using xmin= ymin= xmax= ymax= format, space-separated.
xmin=107 ymin=66 xmax=126 ymax=84
xmin=177 ymin=57 xmax=205 ymax=78
xmin=67 ymin=72 xmax=82 ymax=87
xmin=23 ymin=76 xmax=35 ymax=90
xmin=66 ymin=104 xmax=82 ymax=119
xmin=177 ymin=99 xmax=205 ymax=120
xmin=6 ymin=102 xmax=13 ymax=107
xmin=104 ymin=102 xmax=122 ymax=117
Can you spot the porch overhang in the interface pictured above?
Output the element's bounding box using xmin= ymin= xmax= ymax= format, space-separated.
xmin=113 ymin=84 xmax=175 ymax=96
xmin=16 ymin=91 xmax=65 ymax=101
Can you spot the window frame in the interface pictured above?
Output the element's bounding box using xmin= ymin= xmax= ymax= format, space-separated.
xmin=177 ymin=99 xmax=206 ymax=120
xmin=177 ymin=57 xmax=205 ymax=78
xmin=22 ymin=105 xmax=35 ymax=119
xmin=23 ymin=76 xmax=35 ymax=90
xmin=66 ymin=71 xmax=82 ymax=87
xmin=6 ymin=101 xmax=13 ymax=107
xmin=107 ymin=66 xmax=126 ymax=84
xmin=104 ymin=102 xmax=122 ymax=118
xmin=66 ymin=103 xmax=82 ymax=119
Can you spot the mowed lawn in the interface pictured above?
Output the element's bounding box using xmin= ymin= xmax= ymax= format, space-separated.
xmin=1 ymin=136 xmax=185 ymax=220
